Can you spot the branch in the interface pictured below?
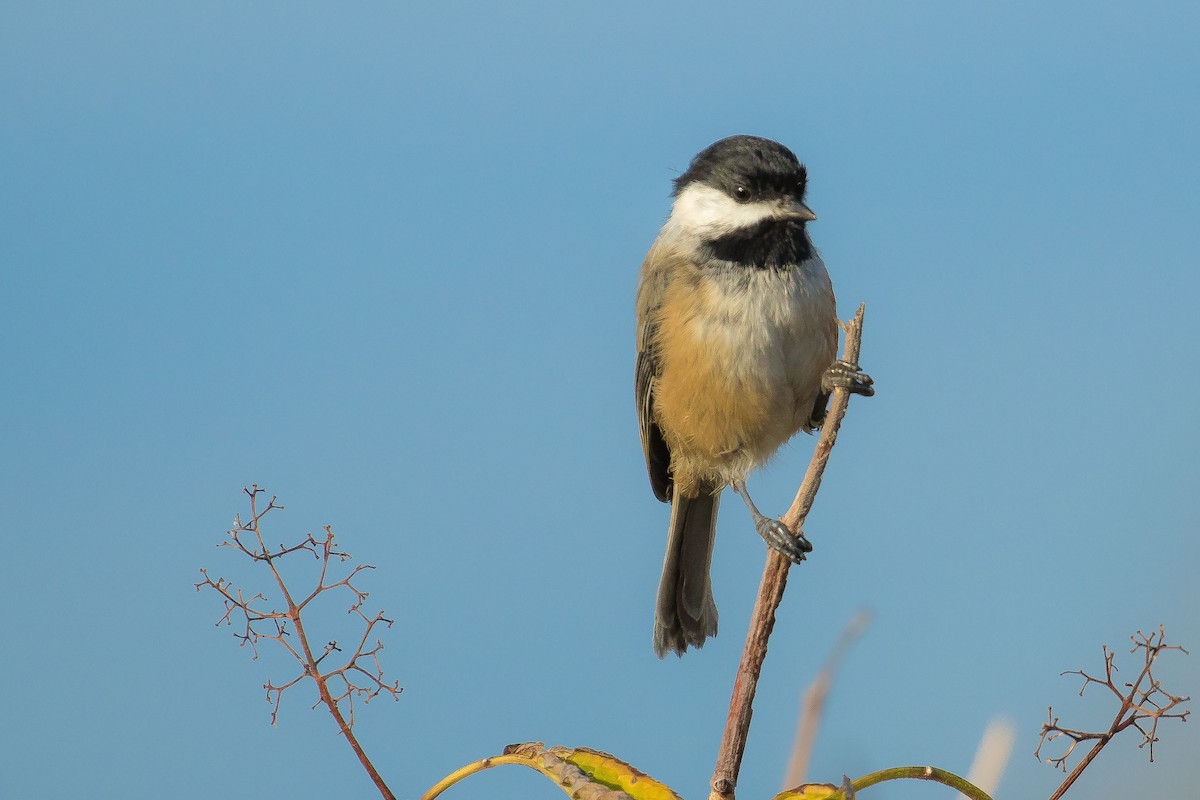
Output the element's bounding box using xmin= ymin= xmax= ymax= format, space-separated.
xmin=710 ymin=304 xmax=869 ymax=800
xmin=197 ymin=485 xmax=402 ymax=800
xmin=1036 ymin=626 xmax=1190 ymax=800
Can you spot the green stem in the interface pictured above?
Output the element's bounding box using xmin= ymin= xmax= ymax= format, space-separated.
xmin=852 ymin=766 xmax=992 ymax=800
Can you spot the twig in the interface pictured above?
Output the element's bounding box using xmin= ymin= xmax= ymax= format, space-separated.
xmin=964 ymin=718 xmax=1015 ymax=798
xmin=709 ymin=304 xmax=868 ymax=800
xmin=782 ymin=609 xmax=872 ymax=789
xmin=197 ymin=485 xmax=401 ymax=800
xmin=1036 ymin=626 xmax=1190 ymax=800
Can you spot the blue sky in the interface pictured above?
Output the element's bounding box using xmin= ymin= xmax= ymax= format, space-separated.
xmin=2 ymin=3 xmax=1197 ymax=799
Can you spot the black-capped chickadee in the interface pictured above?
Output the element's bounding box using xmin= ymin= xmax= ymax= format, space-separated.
xmin=635 ymin=135 xmax=873 ymax=658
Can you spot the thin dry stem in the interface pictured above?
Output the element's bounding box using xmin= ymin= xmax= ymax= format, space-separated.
xmin=197 ymin=485 xmax=401 ymax=800
xmin=1035 ymin=626 xmax=1190 ymax=800
xmin=709 ymin=304 xmax=868 ymax=800
xmin=783 ymin=609 xmax=872 ymax=789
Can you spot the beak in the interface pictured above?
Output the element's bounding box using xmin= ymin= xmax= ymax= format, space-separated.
xmin=787 ymin=200 xmax=816 ymax=221
xmin=784 ymin=199 xmax=817 ymax=221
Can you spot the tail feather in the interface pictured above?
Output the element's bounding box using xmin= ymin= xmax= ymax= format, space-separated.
xmin=653 ymin=487 xmax=719 ymax=658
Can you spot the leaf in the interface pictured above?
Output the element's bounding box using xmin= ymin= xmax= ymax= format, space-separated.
xmin=553 ymin=746 xmax=683 ymax=800
xmin=771 ymin=784 xmax=845 ymax=800
xmin=422 ymin=743 xmax=684 ymax=800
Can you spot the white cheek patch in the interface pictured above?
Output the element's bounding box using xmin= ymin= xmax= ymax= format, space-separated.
xmin=669 ymin=184 xmax=777 ymax=237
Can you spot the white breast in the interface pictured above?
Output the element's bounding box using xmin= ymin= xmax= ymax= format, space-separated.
xmin=697 ymin=255 xmax=835 ymax=402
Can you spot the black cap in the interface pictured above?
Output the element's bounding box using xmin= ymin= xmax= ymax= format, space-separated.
xmin=673 ymin=135 xmax=808 ymax=201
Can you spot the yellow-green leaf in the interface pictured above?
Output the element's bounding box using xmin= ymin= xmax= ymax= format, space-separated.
xmin=553 ymin=746 xmax=682 ymax=800
xmin=771 ymin=783 xmax=845 ymax=800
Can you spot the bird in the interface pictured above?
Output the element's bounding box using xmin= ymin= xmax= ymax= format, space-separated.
xmin=635 ymin=135 xmax=873 ymax=658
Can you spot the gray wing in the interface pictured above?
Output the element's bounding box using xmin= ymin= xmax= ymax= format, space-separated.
xmin=635 ymin=247 xmax=673 ymax=503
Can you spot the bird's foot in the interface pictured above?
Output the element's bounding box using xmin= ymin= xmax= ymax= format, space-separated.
xmin=733 ymin=480 xmax=812 ymax=564
xmin=822 ymin=359 xmax=875 ymax=396
xmin=754 ymin=514 xmax=812 ymax=564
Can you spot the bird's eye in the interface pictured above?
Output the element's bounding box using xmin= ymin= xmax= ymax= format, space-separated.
xmin=732 ymin=185 xmax=751 ymax=203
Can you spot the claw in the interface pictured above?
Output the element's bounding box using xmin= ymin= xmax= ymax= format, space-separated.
xmin=755 ymin=516 xmax=812 ymax=564
xmin=823 ymin=359 xmax=874 ymax=397
xmin=733 ymin=480 xmax=812 ymax=564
